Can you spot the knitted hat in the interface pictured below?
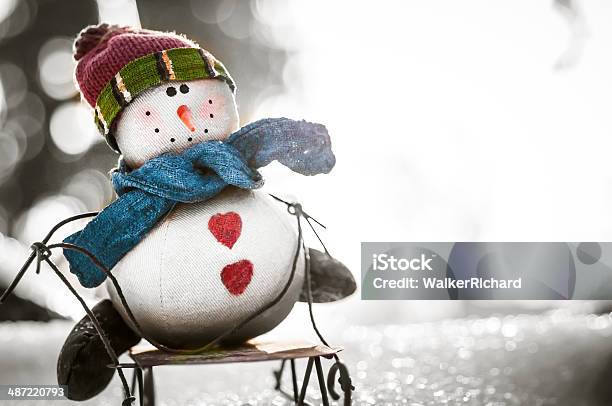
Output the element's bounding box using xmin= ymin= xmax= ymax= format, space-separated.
xmin=73 ymin=23 xmax=235 ymax=151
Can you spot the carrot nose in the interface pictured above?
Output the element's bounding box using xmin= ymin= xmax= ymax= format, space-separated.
xmin=177 ymin=104 xmax=195 ymax=132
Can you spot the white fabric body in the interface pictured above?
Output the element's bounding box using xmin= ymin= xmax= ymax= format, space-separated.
xmin=108 ymin=81 xmax=304 ymax=348
xmin=106 ymin=188 xmax=305 ymax=348
xmin=114 ymin=79 xmax=239 ymax=168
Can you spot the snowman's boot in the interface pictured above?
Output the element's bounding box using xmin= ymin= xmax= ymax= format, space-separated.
xmin=57 ymin=300 xmax=141 ymax=401
xmin=300 ymin=248 xmax=357 ymax=303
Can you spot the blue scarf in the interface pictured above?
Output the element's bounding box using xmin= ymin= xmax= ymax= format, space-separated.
xmin=63 ymin=118 xmax=335 ymax=288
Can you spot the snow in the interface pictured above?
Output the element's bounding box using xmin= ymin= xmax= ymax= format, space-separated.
xmin=1 ymin=304 xmax=612 ymax=405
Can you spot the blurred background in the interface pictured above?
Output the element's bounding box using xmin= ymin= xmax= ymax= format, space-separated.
xmin=3 ymin=0 xmax=612 ymax=404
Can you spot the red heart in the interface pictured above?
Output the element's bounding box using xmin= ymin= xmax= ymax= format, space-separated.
xmin=208 ymin=212 xmax=242 ymax=249
xmin=221 ymin=260 xmax=254 ymax=295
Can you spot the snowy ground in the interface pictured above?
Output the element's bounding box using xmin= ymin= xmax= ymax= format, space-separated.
xmin=2 ymin=304 xmax=612 ymax=406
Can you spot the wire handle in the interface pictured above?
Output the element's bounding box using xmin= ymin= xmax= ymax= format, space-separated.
xmin=270 ymin=194 xmax=355 ymax=402
xmin=0 ymin=212 xmax=99 ymax=304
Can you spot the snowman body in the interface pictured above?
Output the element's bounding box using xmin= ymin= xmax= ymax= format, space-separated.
xmin=106 ymin=79 xmax=306 ymax=348
xmin=107 ymin=187 xmax=304 ymax=348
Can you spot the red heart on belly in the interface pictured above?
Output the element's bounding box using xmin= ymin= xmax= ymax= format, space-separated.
xmin=221 ymin=260 xmax=254 ymax=295
xmin=208 ymin=212 xmax=242 ymax=249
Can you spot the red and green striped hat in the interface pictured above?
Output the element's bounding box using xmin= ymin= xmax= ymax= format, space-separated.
xmin=73 ymin=24 xmax=235 ymax=151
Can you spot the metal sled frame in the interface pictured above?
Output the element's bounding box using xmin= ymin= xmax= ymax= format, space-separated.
xmin=0 ymin=197 xmax=353 ymax=405
xmin=122 ymin=341 xmax=344 ymax=406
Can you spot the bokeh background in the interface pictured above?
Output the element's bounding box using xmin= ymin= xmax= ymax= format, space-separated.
xmin=3 ymin=0 xmax=612 ymax=405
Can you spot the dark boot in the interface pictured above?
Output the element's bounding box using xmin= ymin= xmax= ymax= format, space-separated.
xmin=57 ymin=300 xmax=141 ymax=401
xmin=299 ymin=248 xmax=356 ymax=303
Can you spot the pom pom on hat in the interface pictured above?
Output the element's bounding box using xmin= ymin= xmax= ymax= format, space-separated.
xmin=73 ymin=23 xmax=122 ymax=61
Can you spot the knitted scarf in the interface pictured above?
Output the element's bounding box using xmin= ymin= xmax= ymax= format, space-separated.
xmin=63 ymin=118 xmax=335 ymax=288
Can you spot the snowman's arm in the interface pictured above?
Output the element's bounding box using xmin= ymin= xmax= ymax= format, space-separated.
xmin=228 ymin=118 xmax=336 ymax=176
xmin=300 ymin=248 xmax=356 ymax=303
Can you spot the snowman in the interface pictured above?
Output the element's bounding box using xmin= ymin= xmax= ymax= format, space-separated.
xmin=56 ymin=24 xmax=355 ymax=401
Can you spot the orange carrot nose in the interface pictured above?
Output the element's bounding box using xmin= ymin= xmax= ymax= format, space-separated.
xmin=177 ymin=104 xmax=196 ymax=132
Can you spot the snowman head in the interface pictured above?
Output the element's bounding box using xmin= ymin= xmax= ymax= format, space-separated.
xmin=72 ymin=24 xmax=238 ymax=168
xmin=114 ymin=79 xmax=239 ymax=168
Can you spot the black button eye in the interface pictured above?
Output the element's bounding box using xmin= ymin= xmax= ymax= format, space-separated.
xmin=180 ymin=84 xmax=189 ymax=94
xmin=166 ymin=86 xmax=177 ymax=97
